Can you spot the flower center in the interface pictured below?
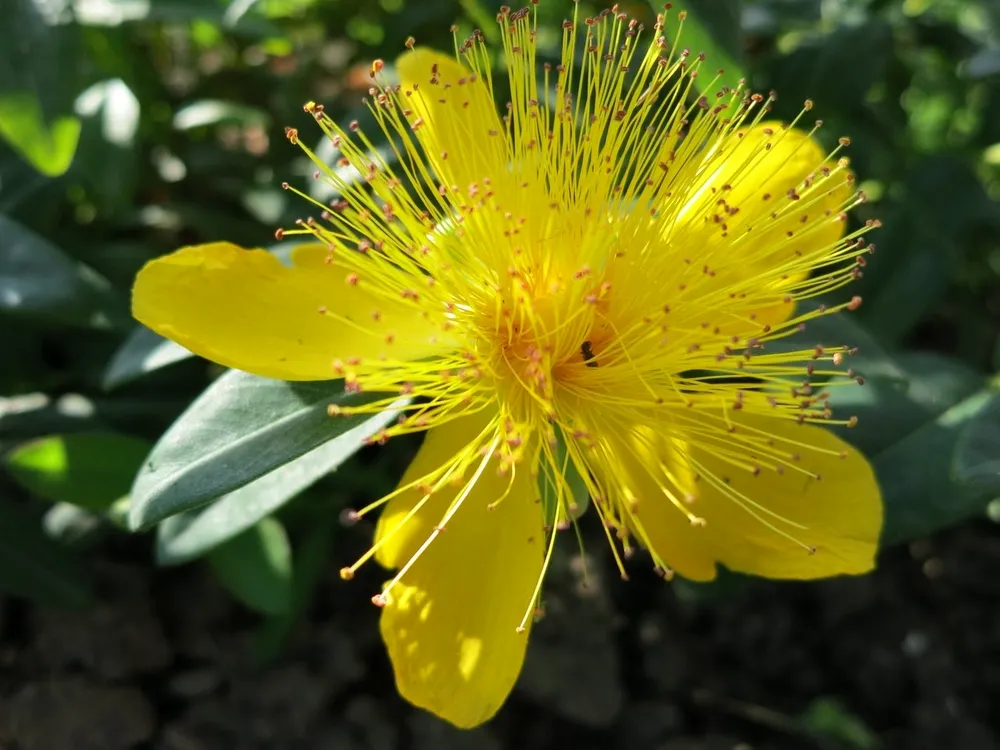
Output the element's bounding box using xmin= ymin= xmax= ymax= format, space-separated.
xmin=474 ymin=262 xmax=606 ymax=422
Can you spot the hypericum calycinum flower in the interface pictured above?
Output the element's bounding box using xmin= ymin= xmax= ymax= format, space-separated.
xmin=134 ymin=3 xmax=883 ymax=728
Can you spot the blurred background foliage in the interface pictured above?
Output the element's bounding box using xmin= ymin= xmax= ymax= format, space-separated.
xmin=2 ymin=0 xmax=1000 ymax=747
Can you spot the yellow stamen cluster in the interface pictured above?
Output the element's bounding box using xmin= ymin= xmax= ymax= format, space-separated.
xmin=279 ymin=3 xmax=876 ymax=616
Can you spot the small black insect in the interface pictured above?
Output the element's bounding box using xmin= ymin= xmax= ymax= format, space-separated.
xmin=581 ymin=340 xmax=598 ymax=368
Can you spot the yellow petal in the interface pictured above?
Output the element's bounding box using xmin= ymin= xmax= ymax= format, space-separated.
xmin=373 ymin=411 xmax=495 ymax=569
xmin=676 ymin=123 xmax=850 ymax=249
xmin=132 ymin=242 xmax=439 ymax=381
xmin=396 ymin=48 xmax=505 ymax=196
xmin=377 ymin=417 xmax=544 ymax=728
xmin=670 ymin=123 xmax=853 ymax=331
xmin=624 ymin=416 xmax=882 ymax=580
xmin=597 ymin=429 xmax=719 ymax=582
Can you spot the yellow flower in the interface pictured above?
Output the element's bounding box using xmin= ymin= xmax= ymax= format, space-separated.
xmin=133 ymin=4 xmax=883 ymax=729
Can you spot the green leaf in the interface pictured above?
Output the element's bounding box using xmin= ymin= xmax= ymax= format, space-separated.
xmin=762 ymin=309 xmax=984 ymax=454
xmin=73 ymin=78 xmax=141 ymax=214
xmin=0 ymin=214 xmax=127 ymax=328
xmin=155 ymin=399 xmax=407 ymax=565
xmin=102 ymin=326 xmax=194 ymax=390
xmin=208 ymin=518 xmax=292 ymax=615
xmin=681 ymin=1 xmax=744 ymax=75
xmin=879 ymin=389 xmax=999 ymax=545
xmin=4 ymin=432 xmax=151 ymax=511
xmin=129 ymin=370 xmax=401 ymax=530
xmin=858 ymin=157 xmax=998 ymax=344
xmin=253 ymin=517 xmax=336 ymax=664
xmin=0 ymin=1 xmax=84 ymax=177
xmin=828 ymin=352 xmax=985 ymax=455
xmin=801 ymin=698 xmax=881 ymax=750
xmin=965 ymin=46 xmax=1000 ymax=79
xmin=173 ymin=100 xmax=270 ymax=131
xmin=766 ymin=21 xmax=892 ymax=113
xmin=42 ymin=503 xmax=106 ymax=550
xmin=0 ymin=500 xmax=92 ymax=607
xmin=952 ymin=391 xmax=1000 ymax=489
xmin=0 ymin=93 xmax=80 ymax=177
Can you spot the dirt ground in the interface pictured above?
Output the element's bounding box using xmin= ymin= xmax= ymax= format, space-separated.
xmin=1 ymin=518 xmax=999 ymax=750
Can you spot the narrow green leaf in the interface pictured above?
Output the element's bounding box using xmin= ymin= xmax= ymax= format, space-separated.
xmin=102 ymin=326 xmax=193 ymax=390
xmin=952 ymin=391 xmax=1000 ymax=489
xmin=0 ymin=500 xmax=92 ymax=607
xmin=254 ymin=517 xmax=336 ymax=664
xmin=0 ymin=215 xmax=127 ymax=329
xmin=155 ymin=399 xmax=407 ymax=565
xmin=208 ymin=518 xmax=292 ymax=615
xmin=4 ymin=432 xmax=151 ymax=511
xmin=129 ymin=370 xmax=401 ymax=530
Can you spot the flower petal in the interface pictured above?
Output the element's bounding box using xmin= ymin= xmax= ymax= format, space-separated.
xmin=597 ymin=430 xmax=719 ymax=582
xmin=396 ymin=48 xmax=506 ymax=195
xmin=622 ymin=416 xmax=882 ymax=580
xmin=670 ymin=123 xmax=853 ymax=331
xmin=132 ymin=242 xmax=439 ymax=381
xmin=373 ymin=411 xmax=495 ymax=568
xmin=376 ymin=417 xmax=544 ymax=728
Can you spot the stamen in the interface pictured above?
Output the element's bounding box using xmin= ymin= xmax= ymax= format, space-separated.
xmin=275 ymin=1 xmax=877 ymax=618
